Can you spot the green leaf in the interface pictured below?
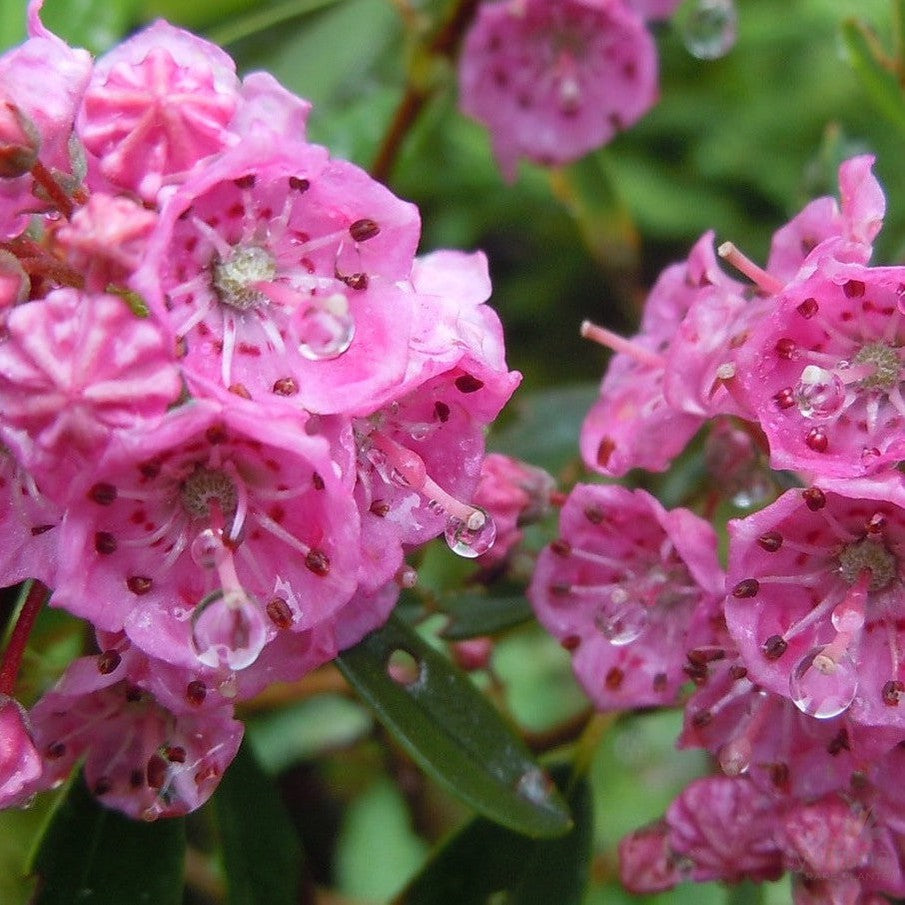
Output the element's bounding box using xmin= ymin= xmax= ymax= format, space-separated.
xmin=841 ymin=18 xmax=905 ymax=137
xmin=29 ymin=773 xmax=185 ymax=905
xmin=438 ymin=592 xmax=534 ymax=641
xmin=726 ymin=880 xmax=765 ymax=905
xmin=336 ymin=614 xmax=573 ymax=838
xmin=205 ymin=0 xmax=348 ymax=48
xmin=392 ymin=764 xmax=591 ymax=905
xmin=212 ymin=738 xmax=304 ymax=905
xmin=40 ymin=0 xmax=138 ymax=52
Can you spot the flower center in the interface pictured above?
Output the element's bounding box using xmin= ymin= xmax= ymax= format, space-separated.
xmin=837 ymin=537 xmax=897 ymax=590
xmin=854 ymin=341 xmax=901 ymax=391
xmin=211 ymin=245 xmax=277 ymax=311
xmin=180 ymin=467 xmax=239 ymax=524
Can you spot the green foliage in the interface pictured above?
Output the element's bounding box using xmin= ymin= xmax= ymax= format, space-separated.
xmin=29 ymin=774 xmax=185 ymax=905
xmin=337 ymin=614 xmax=573 ymax=838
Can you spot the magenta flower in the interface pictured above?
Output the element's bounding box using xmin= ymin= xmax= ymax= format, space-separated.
xmin=529 ymin=483 xmax=723 ymax=709
xmin=458 ymin=0 xmax=658 ymax=180
xmin=0 ymin=2 xmax=92 ymax=236
xmin=618 ymin=823 xmax=683 ymax=894
xmin=724 ymin=481 xmax=905 ymax=731
xmin=737 ymin=257 xmax=905 ymax=478
xmin=77 ymin=20 xmax=240 ymax=200
xmin=136 ymin=138 xmax=420 ymax=414
xmin=21 ymin=649 xmax=243 ymax=819
xmin=52 ymin=398 xmax=360 ymax=673
xmin=0 ymin=289 xmax=182 ymax=504
xmin=0 ymin=696 xmax=42 ymax=807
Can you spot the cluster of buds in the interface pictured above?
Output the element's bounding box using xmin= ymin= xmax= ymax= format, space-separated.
xmin=530 ymin=154 xmax=905 ymax=901
xmin=0 ymin=2 xmax=520 ymax=819
xmin=457 ymin=0 xmax=683 ymax=180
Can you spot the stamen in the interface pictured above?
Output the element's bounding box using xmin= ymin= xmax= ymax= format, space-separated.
xmin=717 ymin=242 xmax=784 ymax=295
xmin=580 ymin=320 xmax=664 ymax=368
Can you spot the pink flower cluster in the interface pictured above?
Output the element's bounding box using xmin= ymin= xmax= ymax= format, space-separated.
xmin=0 ymin=2 xmax=520 ymax=819
xmin=530 ymin=155 xmax=905 ymax=901
xmin=458 ymin=0 xmax=682 ymax=180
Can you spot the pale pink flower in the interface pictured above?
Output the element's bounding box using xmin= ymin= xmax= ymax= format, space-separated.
xmin=529 ymin=483 xmax=723 ymax=709
xmin=459 ymin=0 xmax=658 ymax=180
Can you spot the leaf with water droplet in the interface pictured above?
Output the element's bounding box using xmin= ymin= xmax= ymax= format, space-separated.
xmin=28 ymin=771 xmax=185 ymax=905
xmin=337 ymin=614 xmax=572 ymax=838
xmin=392 ymin=764 xmax=591 ymax=905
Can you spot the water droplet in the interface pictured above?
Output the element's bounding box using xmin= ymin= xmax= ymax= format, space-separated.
xmin=789 ymin=647 xmax=858 ymax=718
xmin=444 ymin=508 xmax=496 ymax=558
xmin=675 ymin=0 xmax=738 ymax=60
xmin=191 ymin=590 xmax=268 ymax=671
xmin=297 ymin=293 xmax=355 ymax=360
xmin=190 ymin=528 xmax=224 ymax=569
xmin=718 ymin=737 xmax=751 ymax=776
xmin=794 ymin=365 xmax=846 ymax=418
xmin=516 ymin=767 xmax=555 ymax=804
xmin=409 ymin=422 xmax=435 ymax=441
xmin=730 ymin=473 xmax=772 ymax=509
xmin=592 ymin=588 xmax=648 ymax=645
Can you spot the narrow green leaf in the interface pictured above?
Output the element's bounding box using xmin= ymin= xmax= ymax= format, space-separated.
xmin=29 ymin=773 xmax=185 ymax=905
xmin=393 ymin=765 xmax=591 ymax=905
xmin=336 ymin=614 xmax=573 ymax=838
xmin=212 ymin=738 xmax=304 ymax=905
xmin=438 ymin=592 xmax=534 ymax=641
xmin=40 ymin=0 xmax=137 ymax=52
xmin=726 ymin=879 xmax=765 ymax=905
xmin=206 ymin=0 xmax=349 ymax=47
xmin=841 ymin=18 xmax=905 ymax=136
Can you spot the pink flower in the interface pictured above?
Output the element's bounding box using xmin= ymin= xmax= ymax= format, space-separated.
xmin=724 ymin=480 xmax=905 ymax=731
xmin=0 ymin=696 xmax=42 ymax=807
xmin=0 ymin=5 xmax=92 ymax=236
xmin=77 ymin=20 xmax=240 ymax=200
xmin=136 ymin=138 xmax=420 ymax=414
xmin=737 ymin=257 xmax=905 ymax=478
xmin=471 ymin=453 xmax=555 ymax=565
xmin=52 ymin=398 xmax=360 ymax=672
xmin=458 ymin=0 xmax=658 ymax=180
xmin=529 ymin=483 xmax=723 ymax=709
xmin=22 ymin=649 xmax=243 ymax=819
xmin=666 ymin=776 xmax=785 ymax=883
xmin=0 ymin=289 xmax=182 ymax=504
xmin=618 ymin=822 xmax=682 ymax=894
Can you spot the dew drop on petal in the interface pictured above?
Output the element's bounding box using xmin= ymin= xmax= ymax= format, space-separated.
xmin=444 ymin=508 xmax=496 ymax=558
xmin=191 ymin=590 xmax=268 ymax=671
xmin=592 ymin=588 xmax=648 ymax=646
xmin=718 ymin=737 xmax=751 ymax=776
xmin=190 ymin=528 xmax=224 ymax=569
xmin=409 ymin=422 xmax=435 ymax=441
xmin=789 ymin=647 xmax=858 ymax=719
xmin=675 ymin=0 xmax=738 ymax=60
xmin=794 ymin=365 xmax=846 ymax=418
xmin=297 ymin=293 xmax=355 ymax=360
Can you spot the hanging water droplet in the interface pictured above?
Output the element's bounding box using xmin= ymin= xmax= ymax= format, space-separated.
xmin=190 ymin=528 xmax=224 ymax=569
xmin=675 ymin=0 xmax=738 ymax=60
xmin=297 ymin=293 xmax=355 ymax=360
xmin=730 ymin=473 xmax=772 ymax=509
xmin=444 ymin=508 xmax=496 ymax=558
xmin=191 ymin=590 xmax=268 ymax=671
xmin=789 ymin=646 xmax=858 ymax=718
xmin=794 ymin=365 xmax=846 ymax=418
xmin=592 ymin=587 xmax=648 ymax=645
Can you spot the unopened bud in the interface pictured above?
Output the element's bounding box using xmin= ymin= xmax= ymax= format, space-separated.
xmin=0 ymin=102 xmax=40 ymax=178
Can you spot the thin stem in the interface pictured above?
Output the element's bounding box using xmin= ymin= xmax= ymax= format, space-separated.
xmin=0 ymin=581 xmax=50 ymax=696
xmin=30 ymin=160 xmax=74 ymax=219
xmin=718 ymin=241 xmax=784 ymax=295
xmin=371 ymin=0 xmax=481 ymax=182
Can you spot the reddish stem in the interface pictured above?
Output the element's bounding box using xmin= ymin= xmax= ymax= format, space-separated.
xmin=30 ymin=160 xmax=74 ymax=219
xmin=0 ymin=581 xmax=50 ymax=696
